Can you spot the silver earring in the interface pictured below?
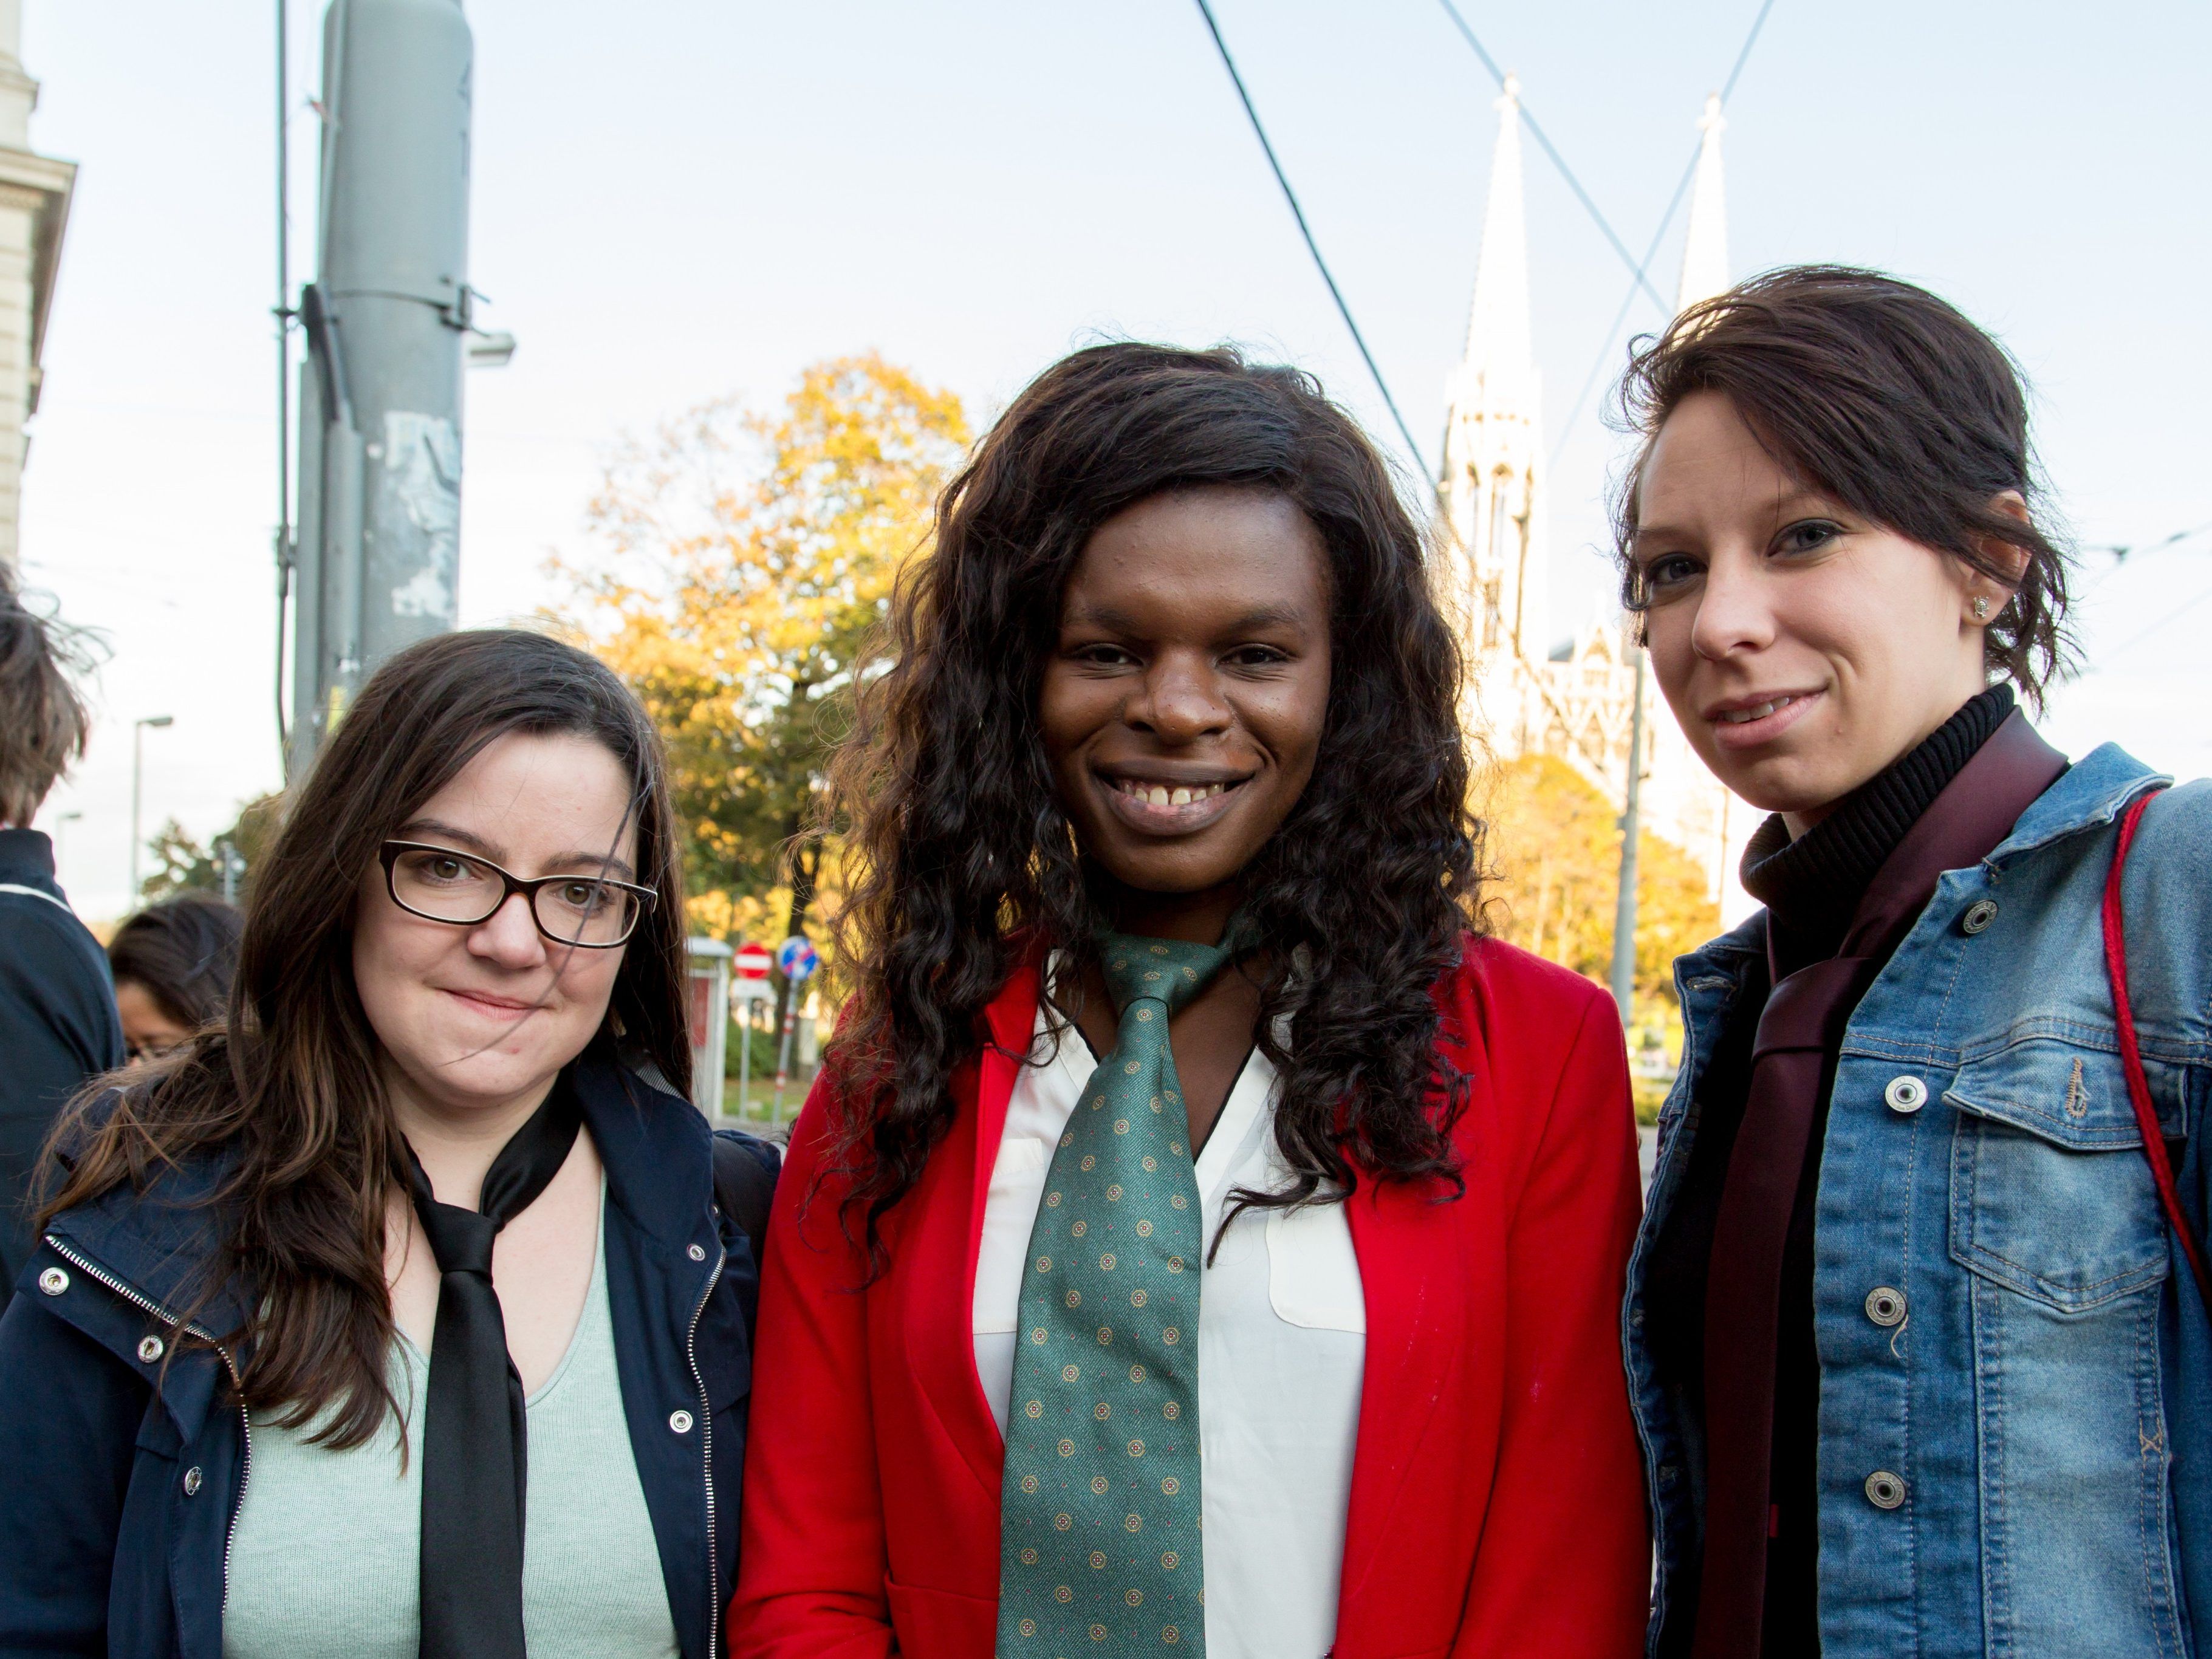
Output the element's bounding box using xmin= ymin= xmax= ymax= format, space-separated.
xmin=1971 ymin=596 xmax=1991 ymax=620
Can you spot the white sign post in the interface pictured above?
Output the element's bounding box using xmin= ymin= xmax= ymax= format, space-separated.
xmin=732 ymin=942 xmax=772 ymax=1118
xmin=683 ymin=937 xmax=732 ymax=1120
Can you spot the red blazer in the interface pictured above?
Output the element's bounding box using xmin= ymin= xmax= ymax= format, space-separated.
xmin=732 ymin=937 xmax=1649 ymax=1659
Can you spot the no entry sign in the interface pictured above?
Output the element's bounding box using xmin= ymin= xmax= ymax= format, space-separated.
xmin=734 ymin=942 xmax=773 ymax=982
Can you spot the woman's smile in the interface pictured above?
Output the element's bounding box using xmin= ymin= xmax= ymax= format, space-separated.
xmin=438 ymin=983 xmax=540 ymax=1022
xmin=1702 ymin=686 xmax=1826 ymax=751
xmin=1093 ymin=767 xmax=1251 ymax=836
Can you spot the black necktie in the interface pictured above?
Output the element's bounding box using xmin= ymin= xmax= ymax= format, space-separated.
xmin=405 ymin=1076 xmax=584 ymax=1659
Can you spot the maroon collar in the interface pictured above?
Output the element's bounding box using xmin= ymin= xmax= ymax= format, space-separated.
xmin=1837 ymin=709 xmax=2067 ymax=963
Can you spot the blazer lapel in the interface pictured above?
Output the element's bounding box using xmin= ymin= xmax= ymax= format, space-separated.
xmin=1334 ymin=989 xmax=1491 ymax=1629
xmin=913 ymin=954 xmax=1042 ymax=1501
xmin=1335 ymin=1174 xmax=1468 ymax=1613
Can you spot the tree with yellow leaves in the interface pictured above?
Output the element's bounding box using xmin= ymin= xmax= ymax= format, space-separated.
xmin=1479 ymin=751 xmax=1719 ymax=1011
xmin=563 ymin=354 xmax=971 ymax=960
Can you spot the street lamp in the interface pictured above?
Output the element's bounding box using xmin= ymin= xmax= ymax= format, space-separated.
xmin=129 ymin=715 xmax=174 ymax=904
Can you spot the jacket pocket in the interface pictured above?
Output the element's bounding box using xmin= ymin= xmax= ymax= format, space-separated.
xmin=1947 ymin=1037 xmax=2171 ymax=1311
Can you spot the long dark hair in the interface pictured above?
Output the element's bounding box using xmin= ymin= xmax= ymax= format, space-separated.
xmin=825 ymin=342 xmax=1482 ymax=1259
xmin=38 ymin=629 xmax=688 ymax=1448
xmin=1611 ymin=265 xmax=2073 ymax=700
xmin=109 ymin=894 xmax=245 ymax=1031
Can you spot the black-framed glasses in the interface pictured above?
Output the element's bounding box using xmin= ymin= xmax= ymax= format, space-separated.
xmin=378 ymin=840 xmax=657 ymax=949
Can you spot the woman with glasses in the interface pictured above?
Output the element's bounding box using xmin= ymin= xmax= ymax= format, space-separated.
xmin=108 ymin=892 xmax=245 ymax=1065
xmin=0 ymin=628 xmax=775 ymax=1659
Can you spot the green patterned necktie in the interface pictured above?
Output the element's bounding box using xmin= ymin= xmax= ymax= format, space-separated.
xmin=996 ymin=931 xmax=1239 ymax=1657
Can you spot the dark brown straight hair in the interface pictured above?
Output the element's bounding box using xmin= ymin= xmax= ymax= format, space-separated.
xmin=1611 ymin=265 xmax=2073 ymax=702
xmin=38 ymin=628 xmax=688 ymax=1448
xmin=109 ymin=894 xmax=245 ymax=1031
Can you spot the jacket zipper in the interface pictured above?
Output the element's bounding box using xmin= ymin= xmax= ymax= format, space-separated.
xmin=41 ymin=1234 xmax=255 ymax=1600
xmin=685 ymin=1247 xmax=725 ymax=1659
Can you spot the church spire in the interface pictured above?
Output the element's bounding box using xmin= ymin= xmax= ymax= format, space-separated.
xmin=1459 ymin=73 xmax=1533 ymax=391
xmin=1439 ymin=70 xmax=1544 ymax=689
xmin=1676 ymin=92 xmax=1730 ymax=313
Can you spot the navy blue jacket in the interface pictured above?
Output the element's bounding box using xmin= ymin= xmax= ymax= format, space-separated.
xmin=0 ymin=1047 xmax=774 ymax=1659
xmin=0 ymin=826 xmax=124 ymax=1312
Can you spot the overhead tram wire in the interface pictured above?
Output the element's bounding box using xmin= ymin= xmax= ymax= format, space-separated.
xmin=2077 ymin=518 xmax=2212 ymax=601
xmin=1547 ymin=154 xmax=1699 ymax=470
xmin=2090 ymin=577 xmax=2212 ymax=666
xmin=1431 ymin=0 xmax=1664 ymax=312
xmin=1546 ymin=0 xmax=1780 ymax=470
xmin=1191 ymin=0 xmax=1435 ymax=484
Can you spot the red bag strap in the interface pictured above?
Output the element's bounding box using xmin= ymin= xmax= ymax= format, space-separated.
xmin=2102 ymin=787 xmax=2212 ymax=1312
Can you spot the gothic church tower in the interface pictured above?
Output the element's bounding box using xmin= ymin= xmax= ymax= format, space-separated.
xmin=1439 ymin=75 xmax=1549 ymax=758
xmin=1446 ymin=80 xmax=1749 ymax=909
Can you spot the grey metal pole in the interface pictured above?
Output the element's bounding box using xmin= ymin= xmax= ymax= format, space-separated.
xmin=128 ymin=715 xmax=172 ymax=904
xmin=1608 ymin=646 xmax=1647 ymax=1024
xmin=290 ymin=0 xmax=474 ymax=773
xmin=773 ymin=979 xmax=795 ymax=1095
xmin=273 ymin=0 xmax=292 ymax=766
xmin=738 ymin=997 xmax=753 ymax=1120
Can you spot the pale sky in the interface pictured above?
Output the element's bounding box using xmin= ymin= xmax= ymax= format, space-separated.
xmin=19 ymin=0 xmax=2212 ymax=920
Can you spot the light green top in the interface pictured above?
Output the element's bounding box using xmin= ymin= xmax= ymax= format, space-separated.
xmin=222 ymin=1183 xmax=680 ymax=1659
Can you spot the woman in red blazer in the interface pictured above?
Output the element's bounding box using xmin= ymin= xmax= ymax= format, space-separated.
xmin=734 ymin=343 xmax=1648 ymax=1659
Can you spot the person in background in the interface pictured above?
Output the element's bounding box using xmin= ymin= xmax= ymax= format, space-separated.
xmin=0 ymin=567 xmax=120 ymax=1317
xmin=734 ymin=343 xmax=1649 ymax=1659
xmin=1620 ymin=267 xmax=2212 ymax=1658
xmin=108 ymin=892 xmax=244 ymax=1064
xmin=0 ymin=628 xmax=775 ymax=1659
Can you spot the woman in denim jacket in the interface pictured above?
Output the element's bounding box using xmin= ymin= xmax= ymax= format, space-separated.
xmin=1618 ymin=266 xmax=2212 ymax=1658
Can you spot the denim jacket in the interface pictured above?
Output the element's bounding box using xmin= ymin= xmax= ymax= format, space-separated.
xmin=1626 ymin=744 xmax=2212 ymax=1658
xmin=0 ymin=1048 xmax=773 ymax=1659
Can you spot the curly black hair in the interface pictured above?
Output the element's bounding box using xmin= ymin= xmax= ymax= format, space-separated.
xmin=822 ymin=342 xmax=1484 ymax=1259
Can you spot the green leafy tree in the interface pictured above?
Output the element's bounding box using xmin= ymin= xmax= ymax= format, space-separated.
xmin=561 ymin=354 xmax=971 ymax=1026
xmin=140 ymin=793 xmax=283 ymax=906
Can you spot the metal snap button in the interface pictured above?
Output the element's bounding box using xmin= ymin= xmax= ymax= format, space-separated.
xmin=1864 ymin=1287 xmax=1906 ymax=1327
xmin=1864 ymin=1470 xmax=1906 ymax=1510
xmin=137 ymin=1335 xmax=166 ymax=1364
xmin=668 ymin=1410 xmax=695 ymax=1434
xmin=687 ymin=1243 xmax=707 ymax=1262
xmin=182 ymin=1467 xmax=204 ymax=1497
xmin=1883 ymin=1075 xmax=1927 ymax=1114
xmin=36 ymin=1267 xmax=67 ymax=1296
xmin=1961 ymin=899 xmax=1999 ymax=935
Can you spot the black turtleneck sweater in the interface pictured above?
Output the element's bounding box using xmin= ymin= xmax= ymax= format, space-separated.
xmin=1645 ymin=683 xmax=2015 ymax=1658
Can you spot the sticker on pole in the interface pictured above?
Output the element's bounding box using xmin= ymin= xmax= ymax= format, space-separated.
xmin=734 ymin=942 xmax=774 ymax=982
xmin=776 ymin=935 xmax=820 ymax=982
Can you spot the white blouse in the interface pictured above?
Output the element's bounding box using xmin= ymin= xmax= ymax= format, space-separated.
xmin=972 ymin=999 xmax=1367 ymax=1659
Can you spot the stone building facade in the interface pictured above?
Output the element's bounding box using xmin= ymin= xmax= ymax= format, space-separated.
xmin=0 ymin=0 xmax=71 ymax=570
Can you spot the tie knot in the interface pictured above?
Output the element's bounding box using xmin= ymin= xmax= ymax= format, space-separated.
xmin=1098 ymin=932 xmax=1236 ymax=1020
xmin=415 ymin=1199 xmax=500 ymax=1279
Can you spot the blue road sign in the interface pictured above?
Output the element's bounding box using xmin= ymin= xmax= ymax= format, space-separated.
xmin=777 ymin=934 xmax=820 ymax=982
